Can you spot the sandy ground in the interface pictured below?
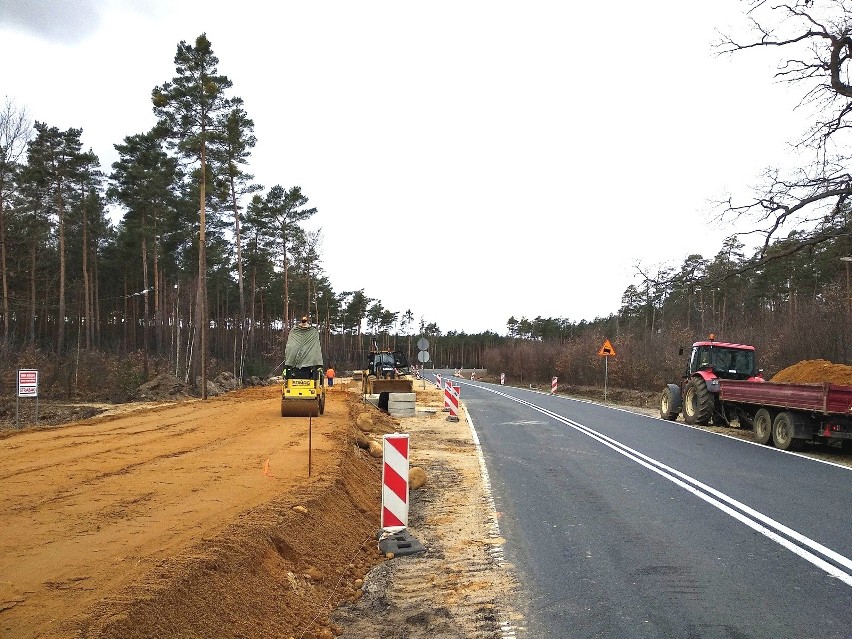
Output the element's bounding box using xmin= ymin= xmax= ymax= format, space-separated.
xmin=0 ymin=379 xmax=518 ymax=639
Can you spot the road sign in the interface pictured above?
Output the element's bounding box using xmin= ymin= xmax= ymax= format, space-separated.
xmin=381 ymin=433 xmax=410 ymax=531
xmin=417 ymin=338 xmax=429 ymax=351
xmin=18 ymin=369 xmax=38 ymax=397
xmin=16 ymin=369 xmax=40 ymax=428
xmin=417 ymin=350 xmax=430 ymax=363
xmin=598 ymin=338 xmax=616 ymax=357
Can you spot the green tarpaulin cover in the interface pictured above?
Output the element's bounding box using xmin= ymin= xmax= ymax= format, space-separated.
xmin=284 ymin=326 xmax=324 ymax=368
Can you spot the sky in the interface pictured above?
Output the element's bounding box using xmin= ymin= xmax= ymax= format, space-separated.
xmin=0 ymin=0 xmax=811 ymax=335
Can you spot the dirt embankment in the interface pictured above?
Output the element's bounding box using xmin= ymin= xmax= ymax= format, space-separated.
xmin=0 ymin=379 xmax=519 ymax=639
xmin=0 ymin=384 xmax=389 ymax=638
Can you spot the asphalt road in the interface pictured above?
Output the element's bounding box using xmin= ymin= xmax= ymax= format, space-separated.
xmin=432 ymin=372 xmax=852 ymax=639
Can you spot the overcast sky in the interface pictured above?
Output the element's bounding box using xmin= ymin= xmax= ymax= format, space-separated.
xmin=0 ymin=0 xmax=809 ymax=335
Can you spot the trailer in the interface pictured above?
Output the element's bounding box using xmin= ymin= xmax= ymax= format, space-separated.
xmin=660 ymin=336 xmax=852 ymax=452
xmin=718 ymin=379 xmax=852 ymax=451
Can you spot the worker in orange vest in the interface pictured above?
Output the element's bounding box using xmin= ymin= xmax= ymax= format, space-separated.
xmin=326 ymin=366 xmax=335 ymax=387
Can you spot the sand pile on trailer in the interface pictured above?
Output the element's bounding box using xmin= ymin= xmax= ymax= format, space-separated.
xmin=771 ymin=359 xmax=852 ymax=385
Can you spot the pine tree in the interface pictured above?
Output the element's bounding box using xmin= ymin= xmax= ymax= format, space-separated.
xmin=153 ymin=33 xmax=233 ymax=397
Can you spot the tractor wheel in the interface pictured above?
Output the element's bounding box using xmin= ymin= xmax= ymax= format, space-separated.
xmin=660 ymin=386 xmax=679 ymax=420
xmin=683 ymin=377 xmax=713 ymax=425
xmin=772 ymin=412 xmax=804 ymax=451
xmin=753 ymin=408 xmax=773 ymax=445
xmin=319 ymin=393 xmax=326 ymax=415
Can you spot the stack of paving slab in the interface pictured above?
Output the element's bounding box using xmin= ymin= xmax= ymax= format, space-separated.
xmin=387 ymin=392 xmax=416 ymax=417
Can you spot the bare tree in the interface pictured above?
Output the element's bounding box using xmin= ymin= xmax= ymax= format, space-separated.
xmin=0 ymin=99 xmax=32 ymax=345
xmin=716 ymin=1 xmax=852 ymax=267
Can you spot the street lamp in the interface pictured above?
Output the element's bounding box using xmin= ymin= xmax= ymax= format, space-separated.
xmin=840 ymin=257 xmax=852 ymax=316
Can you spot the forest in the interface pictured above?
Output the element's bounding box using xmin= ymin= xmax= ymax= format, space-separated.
xmin=3 ymin=3 xmax=852 ymax=402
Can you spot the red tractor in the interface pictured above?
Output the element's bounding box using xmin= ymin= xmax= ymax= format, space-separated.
xmin=660 ymin=335 xmax=764 ymax=425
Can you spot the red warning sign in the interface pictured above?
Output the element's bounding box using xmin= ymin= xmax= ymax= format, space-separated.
xmin=18 ymin=369 xmax=39 ymax=397
xmin=598 ymin=339 xmax=616 ymax=357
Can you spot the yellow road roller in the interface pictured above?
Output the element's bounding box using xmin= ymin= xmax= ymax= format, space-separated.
xmin=281 ymin=321 xmax=326 ymax=418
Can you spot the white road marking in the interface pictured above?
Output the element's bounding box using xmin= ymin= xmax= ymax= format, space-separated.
xmin=451 ymin=378 xmax=852 ymax=588
xmin=461 ymin=404 xmax=522 ymax=638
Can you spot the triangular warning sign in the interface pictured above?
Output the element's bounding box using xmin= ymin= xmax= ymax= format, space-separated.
xmin=598 ymin=338 xmax=616 ymax=357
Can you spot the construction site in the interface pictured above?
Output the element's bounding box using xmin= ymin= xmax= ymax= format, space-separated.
xmin=3 ymin=357 xmax=852 ymax=637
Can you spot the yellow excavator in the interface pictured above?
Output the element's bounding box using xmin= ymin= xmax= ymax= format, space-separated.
xmin=281 ymin=320 xmax=326 ymax=417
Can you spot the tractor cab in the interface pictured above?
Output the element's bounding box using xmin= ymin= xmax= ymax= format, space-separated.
xmin=367 ymin=350 xmax=410 ymax=378
xmin=687 ymin=343 xmax=757 ymax=381
xmin=284 ymin=365 xmax=319 ymax=380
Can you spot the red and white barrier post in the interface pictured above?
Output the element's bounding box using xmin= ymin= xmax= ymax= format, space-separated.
xmin=447 ymin=383 xmax=460 ymax=422
xmin=381 ymin=433 xmax=410 ymax=532
xmin=551 ymin=376 xmax=558 ymax=394
xmin=436 ymin=373 xmax=442 ymax=389
xmin=500 ymin=373 xmax=505 ymax=385
xmin=443 ymin=379 xmax=452 ymax=411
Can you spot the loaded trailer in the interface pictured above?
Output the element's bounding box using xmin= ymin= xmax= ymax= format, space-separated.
xmin=718 ymin=379 xmax=852 ymax=451
xmin=660 ymin=336 xmax=852 ymax=451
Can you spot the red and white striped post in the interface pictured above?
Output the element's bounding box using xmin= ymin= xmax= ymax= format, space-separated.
xmin=447 ymin=383 xmax=460 ymax=422
xmin=381 ymin=433 xmax=410 ymax=532
xmin=435 ymin=373 xmax=442 ymax=389
xmin=500 ymin=373 xmax=505 ymax=385
xmin=551 ymin=376 xmax=558 ymax=394
xmin=443 ymin=379 xmax=452 ymax=411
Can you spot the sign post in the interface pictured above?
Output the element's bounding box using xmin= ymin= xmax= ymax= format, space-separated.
xmin=16 ymin=369 xmax=39 ymax=428
xmin=597 ymin=339 xmax=616 ymax=401
xmin=417 ymin=338 xmax=430 ymax=390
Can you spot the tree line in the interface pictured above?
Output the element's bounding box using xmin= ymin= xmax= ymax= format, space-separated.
xmin=0 ymin=34 xmax=438 ymax=399
xmin=4 ymin=5 xmax=852 ymax=401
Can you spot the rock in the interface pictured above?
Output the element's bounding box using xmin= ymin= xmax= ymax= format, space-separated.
xmin=213 ymin=371 xmax=238 ymax=391
xmin=292 ymin=505 xmax=308 ymax=514
xmin=368 ymin=441 xmax=383 ymax=458
xmin=356 ymin=412 xmax=373 ymax=432
xmin=305 ymin=566 xmax=324 ymax=581
xmin=196 ymin=377 xmax=223 ymax=397
xmin=409 ymin=466 xmax=427 ymax=489
xmin=354 ymin=432 xmax=371 ymax=450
